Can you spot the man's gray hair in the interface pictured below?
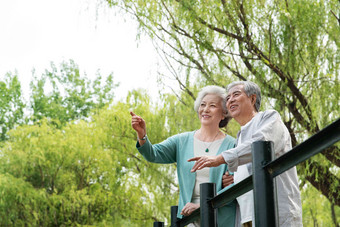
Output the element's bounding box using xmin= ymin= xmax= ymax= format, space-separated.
xmin=194 ymin=85 xmax=230 ymax=128
xmin=227 ymin=81 xmax=262 ymax=112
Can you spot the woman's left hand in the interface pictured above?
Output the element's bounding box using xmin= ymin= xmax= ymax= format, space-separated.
xmin=222 ymin=171 xmax=234 ymax=188
xmin=180 ymin=202 xmax=200 ymax=216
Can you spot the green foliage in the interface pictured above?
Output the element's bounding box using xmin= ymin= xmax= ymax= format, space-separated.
xmin=0 ymin=89 xmax=183 ymax=225
xmin=0 ymin=73 xmax=25 ymax=141
xmin=0 ymin=173 xmax=48 ymax=226
xmin=302 ymin=182 xmax=340 ymax=226
xmin=30 ymin=60 xmax=119 ymax=126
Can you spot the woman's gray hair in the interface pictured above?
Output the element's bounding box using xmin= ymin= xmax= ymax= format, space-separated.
xmin=194 ymin=85 xmax=230 ymax=128
xmin=226 ymin=81 xmax=261 ymax=112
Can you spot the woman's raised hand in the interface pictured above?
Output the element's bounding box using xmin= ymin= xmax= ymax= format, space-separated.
xmin=130 ymin=111 xmax=146 ymax=139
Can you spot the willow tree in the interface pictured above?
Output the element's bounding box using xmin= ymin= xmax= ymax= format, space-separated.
xmin=104 ymin=0 xmax=340 ymax=208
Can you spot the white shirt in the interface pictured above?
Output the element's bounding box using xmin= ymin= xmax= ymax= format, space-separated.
xmin=192 ymin=137 xmax=224 ymax=203
xmin=189 ymin=137 xmax=224 ymax=227
xmin=222 ymin=110 xmax=303 ymax=227
xmin=234 ymin=131 xmax=253 ymax=225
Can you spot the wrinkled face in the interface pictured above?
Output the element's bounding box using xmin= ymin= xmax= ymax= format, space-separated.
xmin=226 ymin=85 xmax=255 ymax=123
xmin=198 ymin=94 xmax=225 ymax=127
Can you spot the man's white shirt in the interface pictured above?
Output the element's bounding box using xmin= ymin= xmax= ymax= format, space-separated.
xmin=223 ymin=110 xmax=303 ymax=227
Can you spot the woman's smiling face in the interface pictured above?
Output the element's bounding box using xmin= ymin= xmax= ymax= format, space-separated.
xmin=198 ymin=94 xmax=225 ymax=127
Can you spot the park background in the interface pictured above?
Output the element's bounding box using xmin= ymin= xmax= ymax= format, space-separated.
xmin=0 ymin=0 xmax=339 ymax=226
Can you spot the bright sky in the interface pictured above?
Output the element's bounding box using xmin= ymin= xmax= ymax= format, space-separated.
xmin=0 ymin=0 xmax=161 ymax=101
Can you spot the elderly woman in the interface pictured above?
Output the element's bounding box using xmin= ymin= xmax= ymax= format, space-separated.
xmin=130 ymin=85 xmax=236 ymax=226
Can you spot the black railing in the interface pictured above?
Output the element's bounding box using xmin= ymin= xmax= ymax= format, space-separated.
xmin=154 ymin=118 xmax=340 ymax=227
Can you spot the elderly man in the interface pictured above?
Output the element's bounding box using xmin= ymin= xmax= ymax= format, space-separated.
xmin=189 ymin=81 xmax=302 ymax=227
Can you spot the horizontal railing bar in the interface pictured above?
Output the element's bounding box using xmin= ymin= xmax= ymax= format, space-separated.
xmin=210 ymin=175 xmax=253 ymax=209
xmin=265 ymin=118 xmax=340 ymax=178
xmin=176 ymin=208 xmax=200 ymax=227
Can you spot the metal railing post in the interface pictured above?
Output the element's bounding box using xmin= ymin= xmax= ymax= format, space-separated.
xmin=170 ymin=206 xmax=178 ymax=227
xmin=200 ymin=182 xmax=217 ymax=227
xmin=153 ymin=221 xmax=164 ymax=227
xmin=252 ymin=141 xmax=277 ymax=227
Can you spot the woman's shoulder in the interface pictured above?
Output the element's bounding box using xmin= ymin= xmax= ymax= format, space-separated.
xmin=223 ymin=134 xmax=236 ymax=147
xmin=168 ymin=131 xmax=195 ymax=141
xmin=224 ymin=134 xmax=236 ymax=141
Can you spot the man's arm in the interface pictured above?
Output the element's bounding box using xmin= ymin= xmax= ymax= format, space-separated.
xmin=189 ymin=111 xmax=288 ymax=172
xmin=222 ymin=110 xmax=288 ymax=172
xmin=189 ymin=154 xmax=225 ymax=172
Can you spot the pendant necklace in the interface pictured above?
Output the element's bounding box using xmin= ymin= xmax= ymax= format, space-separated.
xmin=203 ymin=131 xmax=220 ymax=153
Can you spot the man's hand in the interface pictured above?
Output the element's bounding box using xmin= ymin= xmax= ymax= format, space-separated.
xmin=188 ymin=154 xmax=226 ymax=172
xmin=180 ymin=202 xmax=200 ymax=216
xmin=222 ymin=171 xmax=234 ymax=188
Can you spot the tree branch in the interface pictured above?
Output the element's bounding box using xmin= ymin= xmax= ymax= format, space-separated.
xmin=321 ymin=146 xmax=340 ymax=167
xmin=301 ymin=160 xmax=340 ymax=206
xmin=330 ymin=10 xmax=340 ymax=25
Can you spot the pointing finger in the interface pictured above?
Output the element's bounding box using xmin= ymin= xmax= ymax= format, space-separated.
xmin=187 ymin=157 xmax=200 ymax=162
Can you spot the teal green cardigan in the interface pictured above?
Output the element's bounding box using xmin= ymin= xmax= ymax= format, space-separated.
xmin=137 ymin=131 xmax=236 ymax=226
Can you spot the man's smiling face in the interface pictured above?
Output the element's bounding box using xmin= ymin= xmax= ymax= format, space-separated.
xmin=226 ymin=84 xmax=256 ymax=125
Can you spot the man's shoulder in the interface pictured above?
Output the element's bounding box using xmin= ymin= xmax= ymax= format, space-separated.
xmin=259 ymin=109 xmax=280 ymax=120
xmin=246 ymin=110 xmax=282 ymax=128
xmin=261 ymin=109 xmax=279 ymax=115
